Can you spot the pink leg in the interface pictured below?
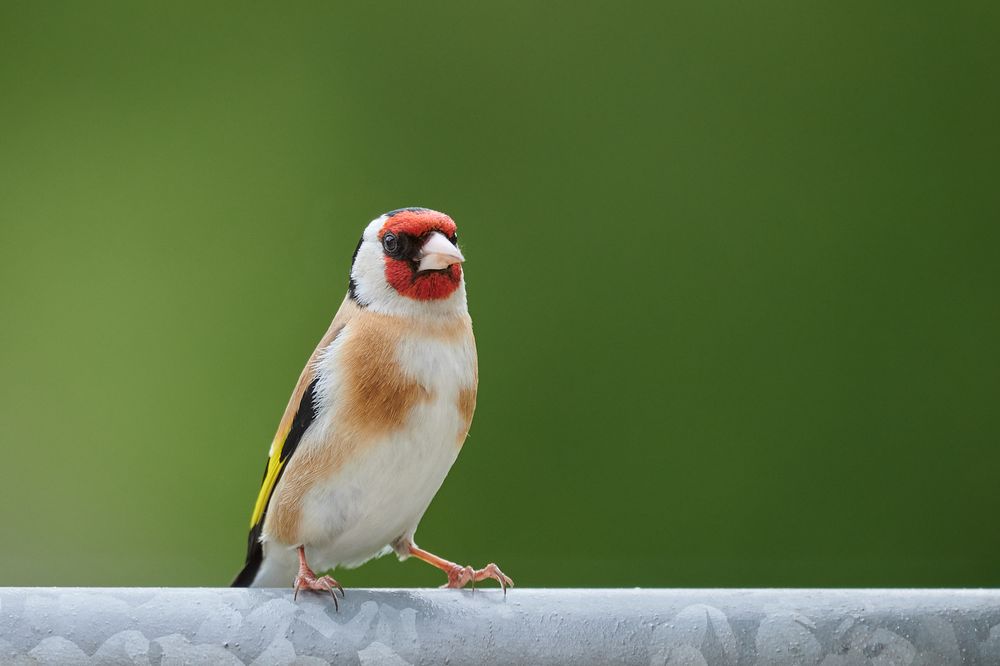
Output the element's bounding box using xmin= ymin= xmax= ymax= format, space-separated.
xmin=292 ymin=545 xmax=345 ymax=609
xmin=408 ymin=544 xmax=514 ymax=594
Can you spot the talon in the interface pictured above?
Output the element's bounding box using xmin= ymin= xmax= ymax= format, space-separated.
xmin=324 ymin=581 xmax=340 ymax=611
xmin=478 ymin=562 xmax=513 ymax=594
xmin=489 ymin=563 xmax=513 ymax=591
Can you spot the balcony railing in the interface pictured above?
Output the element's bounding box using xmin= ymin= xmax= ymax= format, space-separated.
xmin=1 ymin=588 xmax=998 ymax=664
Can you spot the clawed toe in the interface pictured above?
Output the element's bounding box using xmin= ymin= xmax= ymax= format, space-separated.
xmin=480 ymin=563 xmax=514 ymax=594
xmin=322 ymin=575 xmax=346 ymax=598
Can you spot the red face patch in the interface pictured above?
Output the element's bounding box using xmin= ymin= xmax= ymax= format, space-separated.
xmin=379 ymin=209 xmax=462 ymax=301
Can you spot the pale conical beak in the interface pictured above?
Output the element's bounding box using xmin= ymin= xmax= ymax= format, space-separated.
xmin=417 ymin=231 xmax=465 ymax=271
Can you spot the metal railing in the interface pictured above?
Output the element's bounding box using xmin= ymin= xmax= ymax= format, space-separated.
xmin=1 ymin=588 xmax=999 ymax=664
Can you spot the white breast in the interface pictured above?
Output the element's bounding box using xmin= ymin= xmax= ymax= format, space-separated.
xmin=396 ymin=333 xmax=477 ymax=391
xmin=297 ymin=322 xmax=476 ymax=570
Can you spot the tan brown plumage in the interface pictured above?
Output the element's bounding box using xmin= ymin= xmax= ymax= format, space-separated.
xmin=266 ymin=304 xmax=471 ymax=544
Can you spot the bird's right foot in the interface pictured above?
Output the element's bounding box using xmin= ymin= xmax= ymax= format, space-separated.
xmin=293 ymin=570 xmax=344 ymax=607
xmin=292 ymin=545 xmax=344 ymax=608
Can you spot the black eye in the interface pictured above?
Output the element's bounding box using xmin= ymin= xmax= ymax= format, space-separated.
xmin=382 ymin=232 xmax=400 ymax=256
xmin=449 ymin=232 xmax=458 ymax=245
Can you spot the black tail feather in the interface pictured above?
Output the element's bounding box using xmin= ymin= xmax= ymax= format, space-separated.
xmin=231 ymin=523 xmax=264 ymax=587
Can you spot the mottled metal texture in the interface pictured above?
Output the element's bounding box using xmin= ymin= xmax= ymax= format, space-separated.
xmin=1 ymin=588 xmax=999 ymax=665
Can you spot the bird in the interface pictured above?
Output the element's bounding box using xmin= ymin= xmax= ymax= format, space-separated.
xmin=231 ymin=207 xmax=512 ymax=604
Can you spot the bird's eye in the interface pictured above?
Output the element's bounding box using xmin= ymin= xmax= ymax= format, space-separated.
xmin=449 ymin=233 xmax=458 ymax=245
xmin=382 ymin=232 xmax=400 ymax=256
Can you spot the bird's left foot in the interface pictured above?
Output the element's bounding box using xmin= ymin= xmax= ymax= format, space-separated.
xmin=405 ymin=544 xmax=514 ymax=595
xmin=442 ymin=562 xmax=514 ymax=594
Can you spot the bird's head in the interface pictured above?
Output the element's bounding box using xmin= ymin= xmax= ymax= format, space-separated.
xmin=349 ymin=208 xmax=467 ymax=316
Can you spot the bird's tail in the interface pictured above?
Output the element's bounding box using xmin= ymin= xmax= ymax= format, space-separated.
xmin=231 ymin=525 xmax=264 ymax=587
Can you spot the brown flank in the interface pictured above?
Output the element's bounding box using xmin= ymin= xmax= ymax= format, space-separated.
xmin=457 ymin=386 xmax=477 ymax=445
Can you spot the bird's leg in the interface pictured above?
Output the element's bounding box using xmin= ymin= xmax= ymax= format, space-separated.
xmin=407 ymin=544 xmax=514 ymax=594
xmin=292 ymin=545 xmax=345 ymax=608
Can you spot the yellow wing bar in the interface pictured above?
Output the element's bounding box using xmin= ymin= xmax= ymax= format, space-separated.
xmin=250 ymin=426 xmax=291 ymax=528
xmin=248 ymin=377 xmax=319 ymax=529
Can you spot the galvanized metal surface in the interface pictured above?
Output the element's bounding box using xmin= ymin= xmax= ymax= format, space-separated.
xmin=1 ymin=588 xmax=999 ymax=664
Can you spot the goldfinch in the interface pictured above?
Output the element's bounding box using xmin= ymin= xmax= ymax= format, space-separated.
xmin=232 ymin=207 xmax=512 ymax=603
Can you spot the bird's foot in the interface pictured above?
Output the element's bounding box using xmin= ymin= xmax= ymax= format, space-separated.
xmin=293 ymin=569 xmax=344 ymax=607
xmin=442 ymin=562 xmax=514 ymax=594
xmin=292 ymin=545 xmax=344 ymax=608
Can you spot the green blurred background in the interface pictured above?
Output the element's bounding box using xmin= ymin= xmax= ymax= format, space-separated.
xmin=1 ymin=1 xmax=998 ymax=588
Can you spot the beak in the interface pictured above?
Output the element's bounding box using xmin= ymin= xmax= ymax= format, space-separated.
xmin=417 ymin=231 xmax=465 ymax=272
